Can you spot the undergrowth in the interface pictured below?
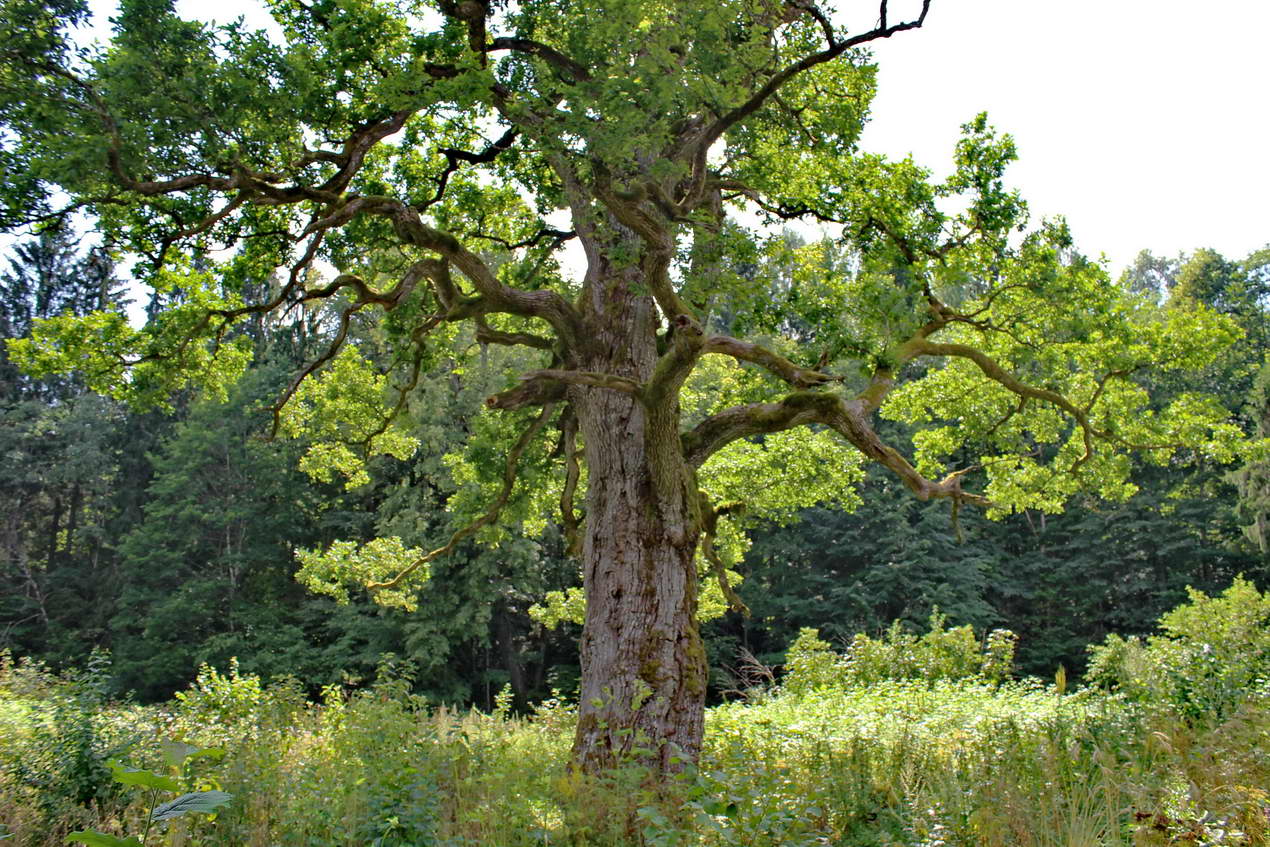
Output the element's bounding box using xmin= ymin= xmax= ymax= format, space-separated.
xmin=3 ymin=582 xmax=1270 ymax=845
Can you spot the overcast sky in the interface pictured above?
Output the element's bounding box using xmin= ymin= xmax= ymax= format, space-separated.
xmin=48 ymin=0 xmax=1270 ymax=281
xmin=857 ymin=0 xmax=1270 ymax=271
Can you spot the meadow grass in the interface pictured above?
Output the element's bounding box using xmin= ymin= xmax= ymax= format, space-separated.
xmin=3 ymin=658 xmax=1268 ymax=847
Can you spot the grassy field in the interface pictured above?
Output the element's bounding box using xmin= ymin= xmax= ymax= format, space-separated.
xmin=4 ymin=583 xmax=1270 ymax=846
xmin=2 ymin=663 xmax=1268 ymax=846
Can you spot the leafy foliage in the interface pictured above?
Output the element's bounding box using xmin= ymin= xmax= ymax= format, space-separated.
xmin=0 ymin=0 xmax=1262 ymax=774
xmin=0 ymin=651 xmax=130 ymax=836
xmin=0 ymin=0 xmax=1249 ymax=574
xmin=1086 ymin=576 xmax=1270 ymax=722
xmin=66 ymin=741 xmax=233 ymax=847
xmin=279 ymin=345 xmax=420 ymax=489
xmin=296 ymin=536 xmax=429 ymax=610
xmin=782 ymin=613 xmax=1016 ymax=695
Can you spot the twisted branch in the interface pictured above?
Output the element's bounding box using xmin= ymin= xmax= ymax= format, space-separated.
xmin=486 ymin=37 xmax=592 ymax=82
xmin=703 ymin=335 xmax=839 ymax=388
xmin=682 ymin=388 xmax=992 ymax=509
xmin=700 ymin=497 xmax=749 ymax=617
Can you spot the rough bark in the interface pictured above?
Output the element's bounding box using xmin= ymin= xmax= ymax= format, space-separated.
xmin=569 ymin=259 xmax=708 ymax=773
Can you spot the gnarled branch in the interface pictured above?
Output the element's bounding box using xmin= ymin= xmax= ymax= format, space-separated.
xmin=526 ymin=368 xmax=643 ymax=396
xmin=363 ymin=196 xmax=582 ymax=344
xmin=418 ymin=126 xmax=520 ymax=210
xmin=703 ymin=335 xmax=839 ymax=389
xmin=486 ymin=375 xmax=568 ymax=410
xmin=646 ymin=314 xmax=707 ymax=411
xmin=486 ymin=37 xmax=592 ymax=82
xmin=474 ymin=317 xmax=555 ymax=350
xmin=681 ymin=388 xmax=992 ymax=509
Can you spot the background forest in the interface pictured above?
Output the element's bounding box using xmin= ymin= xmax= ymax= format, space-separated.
xmin=3 ymin=227 xmax=1268 ymax=708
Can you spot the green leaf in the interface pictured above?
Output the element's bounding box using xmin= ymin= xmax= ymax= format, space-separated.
xmin=150 ymin=790 xmax=233 ymax=822
xmin=106 ymin=760 xmax=180 ymax=792
xmin=159 ymin=740 xmax=225 ymax=769
xmin=295 ymin=536 xmax=429 ymax=611
xmin=159 ymin=740 xmax=199 ymax=768
xmin=65 ymin=832 xmax=144 ymax=847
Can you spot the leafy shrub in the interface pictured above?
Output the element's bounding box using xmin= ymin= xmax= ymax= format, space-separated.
xmin=5 ymin=651 xmax=1270 ymax=847
xmin=171 ymin=658 xmax=270 ymax=728
xmin=160 ymin=657 xmax=450 ymax=847
xmin=707 ymin=677 xmax=1141 ymax=847
xmin=783 ymin=613 xmax=1017 ymax=693
xmin=782 ymin=628 xmax=842 ymax=695
xmin=1086 ymin=576 xmax=1270 ymax=721
xmin=0 ymin=650 xmax=132 ymax=835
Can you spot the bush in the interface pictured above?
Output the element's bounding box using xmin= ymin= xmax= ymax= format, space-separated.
xmin=5 ymin=648 xmax=1270 ymax=846
xmin=0 ymin=650 xmax=133 ymax=839
xmin=1086 ymin=576 xmax=1270 ymax=721
xmin=782 ymin=613 xmax=1017 ymax=694
xmin=782 ymin=628 xmax=842 ymax=695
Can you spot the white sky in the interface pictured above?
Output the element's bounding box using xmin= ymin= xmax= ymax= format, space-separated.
xmin=29 ymin=0 xmax=1270 ymax=286
xmin=857 ymin=0 xmax=1270 ymax=271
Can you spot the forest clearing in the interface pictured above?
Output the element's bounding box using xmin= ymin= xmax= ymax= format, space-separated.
xmin=3 ymin=0 xmax=1270 ymax=843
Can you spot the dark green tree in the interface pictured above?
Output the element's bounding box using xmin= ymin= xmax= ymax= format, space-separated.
xmin=1234 ymin=361 xmax=1270 ymax=552
xmin=0 ymin=230 xmax=129 ymax=661
xmin=0 ymin=228 xmax=125 ymax=401
xmin=111 ymin=361 xmax=330 ymax=697
xmin=713 ymin=463 xmax=998 ymax=671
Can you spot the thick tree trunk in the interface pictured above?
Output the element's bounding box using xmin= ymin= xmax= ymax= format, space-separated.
xmin=568 ymin=263 xmax=707 ymax=774
xmin=571 ymin=387 xmax=706 ymax=773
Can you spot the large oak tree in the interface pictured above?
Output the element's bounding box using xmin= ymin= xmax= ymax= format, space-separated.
xmin=1 ymin=0 xmax=1247 ymax=773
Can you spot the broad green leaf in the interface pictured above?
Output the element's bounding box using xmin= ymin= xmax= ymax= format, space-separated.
xmin=150 ymin=790 xmax=233 ymax=822
xmin=106 ymin=760 xmax=179 ymax=792
xmin=160 ymin=740 xmax=225 ymax=769
xmin=159 ymin=740 xmax=199 ymax=768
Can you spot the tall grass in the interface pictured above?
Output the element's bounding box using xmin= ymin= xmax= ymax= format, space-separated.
xmin=3 ymin=657 xmax=1268 ymax=846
